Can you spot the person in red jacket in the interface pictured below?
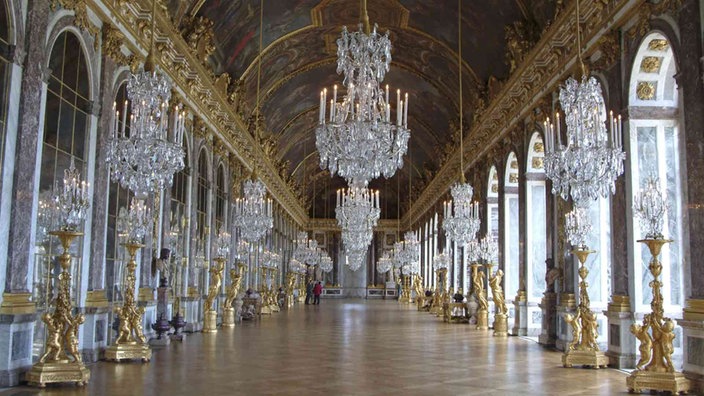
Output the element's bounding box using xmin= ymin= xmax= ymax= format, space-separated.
xmin=313 ymin=281 xmax=323 ymax=305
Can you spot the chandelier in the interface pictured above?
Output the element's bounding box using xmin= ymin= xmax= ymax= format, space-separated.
xmin=346 ymin=249 xmax=367 ymax=272
xmin=633 ymin=177 xmax=668 ymax=240
xmin=478 ymin=234 xmax=498 ymax=264
xmin=315 ymin=0 xmax=410 ymax=188
xmin=443 ymin=184 xmax=480 ymax=247
xmin=377 ymin=250 xmax=393 ymax=273
xmin=319 ymin=251 xmax=333 ymax=273
xmin=233 ymin=175 xmax=273 ymax=243
xmin=304 ymin=239 xmax=320 ymax=266
xmin=292 ymin=231 xmax=310 ymax=263
xmin=52 ymin=159 xmax=90 ymax=231
xmin=544 ymin=76 xmax=625 ymax=207
xmin=260 ymin=249 xmax=280 ymax=269
xmin=565 ymin=206 xmax=592 ymax=249
xmin=106 ymin=0 xmax=184 ymax=198
xmin=442 ymin=2 xmax=479 ymax=248
xmin=335 ymin=186 xmax=380 ymax=252
xmin=213 ymin=230 xmax=230 ymax=259
xmin=398 ymin=231 xmax=420 ymax=274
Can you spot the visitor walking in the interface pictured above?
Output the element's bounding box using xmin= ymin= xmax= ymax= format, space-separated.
xmin=305 ymin=280 xmax=314 ymax=305
xmin=313 ymin=281 xmax=323 ymax=305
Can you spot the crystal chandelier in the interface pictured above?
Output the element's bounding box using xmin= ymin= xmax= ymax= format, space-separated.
xmin=53 ymin=159 xmax=90 ymax=231
xmin=335 ymin=186 xmax=380 ymax=252
xmin=565 ymin=207 xmax=592 ymax=249
xmin=235 ymin=240 xmax=250 ymax=261
xmin=398 ymin=231 xmax=420 ymax=273
xmin=633 ymin=177 xmax=668 ymax=240
xmin=304 ymin=239 xmax=320 ymax=266
xmin=315 ymin=1 xmax=410 ymax=188
xmin=443 ymin=185 xmax=480 ymax=247
xmin=213 ymin=230 xmax=230 ymax=259
xmin=346 ymin=249 xmax=367 ymax=272
xmin=292 ymin=231 xmax=310 ymax=263
xmin=319 ymin=251 xmax=333 ymax=273
xmin=466 ymin=239 xmax=481 ymax=264
xmin=441 ymin=6 xmax=480 ymax=248
xmin=377 ymin=250 xmax=393 ymax=273
xmin=106 ymin=0 xmax=184 ymax=198
xmin=232 ymin=175 xmax=273 ymax=243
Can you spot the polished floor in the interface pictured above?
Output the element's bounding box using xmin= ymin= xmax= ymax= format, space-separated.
xmin=4 ymin=299 xmax=632 ymax=396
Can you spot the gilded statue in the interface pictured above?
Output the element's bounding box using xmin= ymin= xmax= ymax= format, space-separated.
xmin=224 ymin=268 xmax=243 ymax=309
xmin=412 ymin=275 xmax=424 ymax=302
xmin=489 ymin=269 xmax=507 ymax=315
xmin=205 ymin=260 xmax=224 ymax=311
xmin=565 ymin=313 xmax=581 ymax=351
xmin=661 ymin=318 xmax=676 ymax=372
xmin=116 ymin=306 xmax=132 ymax=344
xmin=66 ymin=314 xmax=85 ymax=362
xmin=580 ymin=309 xmax=599 ymax=351
xmin=631 ymin=321 xmax=652 ymax=370
xmin=471 ymin=267 xmax=488 ymax=311
xmin=39 ymin=313 xmax=62 ymax=363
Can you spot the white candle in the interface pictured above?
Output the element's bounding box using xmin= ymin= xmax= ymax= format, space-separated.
xmin=404 ymin=93 xmax=409 ymax=128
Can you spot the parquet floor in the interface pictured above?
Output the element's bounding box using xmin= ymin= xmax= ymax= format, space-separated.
xmin=4 ymin=299 xmax=633 ymax=395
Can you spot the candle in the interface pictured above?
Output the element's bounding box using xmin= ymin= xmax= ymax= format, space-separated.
xmin=404 ymin=93 xmax=409 ymax=128
xmin=319 ymin=91 xmax=324 ymax=124
xmin=333 ymin=85 xmax=338 ymax=119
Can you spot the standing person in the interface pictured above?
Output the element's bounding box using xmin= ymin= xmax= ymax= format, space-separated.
xmin=305 ymin=280 xmax=314 ymax=305
xmin=313 ymin=281 xmax=323 ymax=305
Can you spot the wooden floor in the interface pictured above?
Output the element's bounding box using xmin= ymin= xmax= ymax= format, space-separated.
xmin=4 ymin=299 xmax=633 ymax=395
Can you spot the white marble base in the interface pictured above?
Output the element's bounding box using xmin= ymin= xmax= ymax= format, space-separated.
xmin=679 ymin=319 xmax=704 ymax=393
xmin=512 ymin=299 xmax=527 ymax=336
xmin=0 ymin=315 xmax=36 ymax=386
xmin=603 ymin=310 xmax=636 ymax=369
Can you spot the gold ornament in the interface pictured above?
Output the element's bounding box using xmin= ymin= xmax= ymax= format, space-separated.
xmin=26 ymin=231 xmax=90 ymax=387
xmin=471 ymin=264 xmax=489 ymax=330
xmin=105 ymin=243 xmax=152 ymax=362
xmin=627 ymin=239 xmax=691 ymax=394
xmin=203 ymin=257 xmax=225 ymax=333
xmin=561 ymin=249 xmax=608 ymax=368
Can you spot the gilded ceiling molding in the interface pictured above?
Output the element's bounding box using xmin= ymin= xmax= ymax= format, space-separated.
xmin=628 ymin=0 xmax=682 ymax=39
xmin=307 ymin=218 xmax=400 ymax=233
xmin=102 ymin=23 xmax=139 ymax=70
xmin=590 ymin=30 xmax=620 ymax=72
xmin=89 ymin=0 xmax=308 ymax=226
xmin=404 ymin=0 xmax=647 ymax=228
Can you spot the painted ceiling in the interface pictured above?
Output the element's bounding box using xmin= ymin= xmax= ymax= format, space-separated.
xmin=167 ymin=0 xmax=556 ymax=219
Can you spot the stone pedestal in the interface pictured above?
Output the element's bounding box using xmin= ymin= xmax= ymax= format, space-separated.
xmin=0 ymin=294 xmax=36 ymax=386
xmin=222 ymin=307 xmax=235 ymax=328
xmin=603 ymin=296 xmax=636 ymax=369
xmin=202 ymin=310 xmax=217 ymax=333
xmin=555 ymin=293 xmax=576 ymax=352
xmin=82 ymin=290 xmax=110 ymax=362
xmin=539 ymin=292 xmax=557 ymax=347
xmin=493 ymin=313 xmax=508 ymax=337
xmin=680 ymin=299 xmax=704 ymax=393
xmin=181 ymin=296 xmax=202 ymax=333
xmin=512 ymin=294 xmax=528 ymax=336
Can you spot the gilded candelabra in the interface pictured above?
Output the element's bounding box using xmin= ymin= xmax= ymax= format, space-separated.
xmin=399 ymin=274 xmax=412 ymax=303
xmin=471 ymin=264 xmax=488 ymax=330
xmin=489 ymin=268 xmax=508 ymax=337
xmin=627 ymin=239 xmax=690 ymax=394
xmin=203 ymin=257 xmax=225 ymax=333
xmin=105 ymin=242 xmax=152 ymax=362
xmin=284 ymin=273 xmax=296 ymax=308
xmin=259 ymin=267 xmax=273 ymax=315
xmin=561 ymin=248 xmax=608 ymax=368
xmin=412 ymin=274 xmax=424 ymax=307
xmin=222 ymin=262 xmax=246 ymax=328
xmin=26 ymin=230 xmax=90 ymax=387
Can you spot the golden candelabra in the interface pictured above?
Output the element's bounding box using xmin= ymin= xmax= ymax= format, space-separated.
xmin=269 ymin=268 xmax=280 ymax=312
xmin=203 ymin=257 xmax=225 ymax=333
xmin=399 ymin=274 xmax=412 ymax=303
xmin=627 ymin=239 xmax=690 ymax=394
xmin=259 ymin=267 xmax=273 ymax=315
xmin=26 ymin=230 xmax=90 ymax=387
xmin=561 ymin=248 xmax=608 ymax=368
xmin=471 ymin=264 xmax=489 ymax=330
xmin=222 ymin=262 xmax=246 ymax=328
xmin=489 ymin=267 xmax=508 ymax=337
xmin=412 ymin=274 xmax=424 ymax=307
xmin=284 ymin=273 xmax=296 ymax=308
xmin=105 ymin=242 xmax=152 ymax=362
xmin=297 ymin=273 xmax=306 ymax=303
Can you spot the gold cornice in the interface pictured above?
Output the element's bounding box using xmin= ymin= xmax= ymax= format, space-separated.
xmin=307 ymin=218 xmax=400 ymax=233
xmin=404 ymin=0 xmax=647 ymax=228
xmin=89 ymin=0 xmax=308 ymax=227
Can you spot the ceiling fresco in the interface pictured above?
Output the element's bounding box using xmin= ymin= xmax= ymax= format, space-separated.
xmin=173 ymin=0 xmax=556 ymax=218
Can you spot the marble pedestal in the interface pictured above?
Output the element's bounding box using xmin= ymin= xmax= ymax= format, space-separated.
xmin=493 ymin=313 xmax=508 ymax=337
xmin=555 ymin=294 xmax=577 ymax=352
xmin=222 ymin=307 xmax=235 ymax=328
xmin=81 ymin=308 xmax=109 ymax=362
xmin=679 ymin=318 xmax=704 ymax=393
xmin=539 ymin=292 xmax=557 ymax=347
xmin=0 ymin=312 xmax=36 ymax=387
xmin=203 ymin=310 xmax=217 ymax=333
xmin=603 ymin=310 xmax=636 ymax=368
xmin=476 ymin=309 xmax=489 ymax=330
xmin=181 ymin=297 xmax=202 ymax=333
xmin=512 ymin=298 xmax=528 ymax=336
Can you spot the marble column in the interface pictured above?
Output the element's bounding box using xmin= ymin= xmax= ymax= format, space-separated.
xmin=675 ymin=0 xmax=704 ymax=391
xmin=0 ymin=0 xmax=49 ymax=387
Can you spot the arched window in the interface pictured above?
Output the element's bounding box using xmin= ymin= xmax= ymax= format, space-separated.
xmin=0 ymin=1 xmax=11 ymax=194
xmin=195 ymin=149 xmax=210 ymax=290
xmin=486 ymin=165 xmax=499 ymax=239
xmin=35 ymin=31 xmax=91 ymax=292
xmin=214 ymin=163 xmax=226 ymax=233
xmin=526 ymin=133 xmax=546 ymax=302
xmin=628 ymin=33 xmax=683 ymax=314
xmin=504 ymin=153 xmax=519 ymax=303
xmin=105 ymin=84 xmax=132 ymax=302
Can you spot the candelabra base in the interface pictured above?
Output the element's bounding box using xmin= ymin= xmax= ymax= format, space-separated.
xmin=26 ymin=361 xmax=90 ymax=388
xmin=104 ymin=342 xmax=152 ymax=362
xmin=269 ymin=303 xmax=280 ymax=313
xmin=260 ymin=305 xmax=273 ymax=315
xmin=493 ymin=313 xmax=509 ymax=337
xmin=627 ymin=369 xmax=690 ymax=394
xmin=203 ymin=310 xmax=217 ymax=333
xmin=222 ymin=307 xmax=235 ymax=328
xmin=476 ymin=309 xmax=489 ymax=330
xmin=562 ymin=349 xmax=608 ymax=369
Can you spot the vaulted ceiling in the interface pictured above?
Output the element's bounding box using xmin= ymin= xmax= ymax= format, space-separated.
xmin=166 ymin=0 xmax=557 ymax=219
